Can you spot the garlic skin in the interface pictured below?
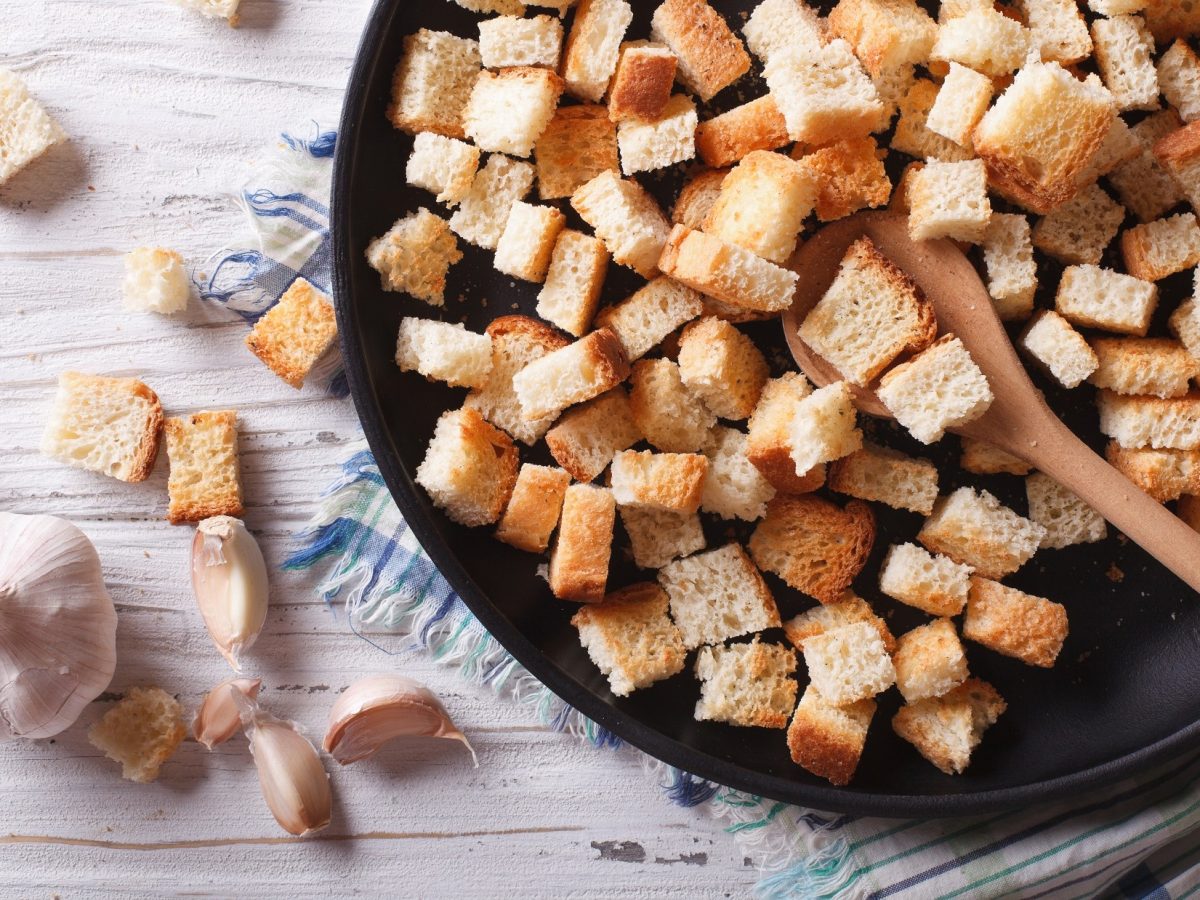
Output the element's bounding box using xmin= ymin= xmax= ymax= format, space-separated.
xmin=323 ymin=674 xmax=477 ymax=766
xmin=191 ymin=516 xmax=269 ymax=671
xmin=192 ymin=677 xmax=262 ymax=749
xmin=0 ymin=513 xmax=118 ymax=741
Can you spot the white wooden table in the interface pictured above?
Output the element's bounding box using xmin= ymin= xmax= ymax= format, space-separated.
xmin=0 ymin=2 xmax=758 ymax=894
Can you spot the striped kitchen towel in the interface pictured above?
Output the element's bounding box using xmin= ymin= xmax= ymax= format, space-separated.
xmin=206 ymin=125 xmax=1200 ymax=899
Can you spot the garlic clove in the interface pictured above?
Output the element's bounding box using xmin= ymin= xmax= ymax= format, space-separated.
xmin=192 ymin=677 xmax=262 ymax=749
xmin=191 ymin=516 xmax=269 ymax=671
xmin=323 ymin=674 xmax=477 ymax=766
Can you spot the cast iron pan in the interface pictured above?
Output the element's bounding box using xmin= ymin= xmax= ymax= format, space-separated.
xmin=332 ymin=0 xmax=1200 ymax=816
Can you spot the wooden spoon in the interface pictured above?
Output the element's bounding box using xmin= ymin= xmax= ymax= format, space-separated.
xmin=780 ymin=210 xmax=1200 ymax=595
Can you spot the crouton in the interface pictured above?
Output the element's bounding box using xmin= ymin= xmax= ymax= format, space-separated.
xmin=388 ymin=30 xmax=481 ymax=139
xmin=1018 ymin=0 xmax=1092 ymax=63
xmin=1089 ymin=337 xmax=1200 ymax=398
xmin=450 ymin=154 xmax=536 ymax=250
xmin=908 ymin=159 xmax=993 ymax=243
xmin=1032 ymin=184 xmax=1126 ymax=266
xmin=794 ymin=137 xmax=893 ymax=223
xmin=746 ymin=373 xmax=828 ymax=493
xmin=764 ymin=40 xmax=885 ymax=145
xmin=695 ymin=639 xmax=798 ymax=729
xmin=366 ymin=209 xmax=463 ymax=306
xmin=1092 ymin=15 xmax=1159 ymax=112
xmin=750 ymin=495 xmax=875 ymax=604
xmin=1025 ymin=472 xmax=1107 ymax=549
xmin=610 ymin=450 xmax=708 ymax=514
xmin=930 ymin=7 xmax=1032 ymax=77
xmin=1055 ymin=265 xmax=1158 ymax=336
xmin=619 ymin=505 xmax=706 ymax=569
xmin=549 ymin=484 xmax=615 ymax=602
xmin=925 ymin=63 xmax=993 ymax=149
xmin=892 ymin=678 xmax=1006 ymax=774
xmin=87 ymin=686 xmax=185 ymax=784
xmin=595 ymin=277 xmax=705 ymax=362
xmin=122 ymin=247 xmax=190 ymax=315
xmin=1086 ymin=0 xmax=1146 ymax=15
xmin=175 ymin=0 xmax=240 ymax=24
xmin=545 ymin=388 xmax=642 ymax=482
xmin=964 ymin=576 xmax=1068 ymax=667
xmin=891 ymin=79 xmax=974 ymax=162
xmin=1170 ymin=296 xmax=1200 ymax=357
xmin=1153 ymin=120 xmax=1200 ymax=215
xmin=561 ymin=0 xmax=633 ymax=101
xmin=495 ymin=464 xmax=571 ymax=553
xmin=1108 ymin=111 xmax=1187 ymax=223
xmin=535 ymin=230 xmax=608 ymax=337
xmin=1143 ymin=4 xmax=1200 ymax=43
xmin=1074 ymin=115 xmax=1143 ymax=188
xmin=919 ymin=486 xmax=1046 ymax=578
xmin=513 ymin=328 xmax=629 ymax=422
xmin=1158 ymin=40 xmax=1200 ymax=123
xmin=164 ymin=411 xmax=243 ymax=524
xmin=743 ymin=0 xmax=827 ymax=64
xmin=453 ymin=0 xmax=525 ymax=12
xmin=658 ymin=543 xmax=780 ymax=649
xmin=787 ymin=687 xmax=875 ymax=785
xmin=1098 ymin=391 xmax=1200 ymax=449
xmin=700 ymin=426 xmax=777 ymax=521
xmin=893 ymin=618 xmax=969 ymax=703
xmin=463 ymin=67 xmax=563 ymax=158
xmin=572 ymin=170 xmax=672 ymax=277
xmin=672 ymin=168 xmax=730 ymax=228
xmin=677 ymin=317 xmax=770 ymax=419
xmin=467 ymin=316 xmax=569 ymax=444
xmin=617 ymin=94 xmax=698 ymax=175
xmin=980 ymin=214 xmax=1037 ymax=322
xmin=828 ymin=443 xmax=939 ymax=516
xmin=695 ymin=96 xmax=792 ymax=169
xmin=650 ymin=0 xmax=751 ymax=102
xmin=628 ymin=359 xmax=715 ymax=454
xmin=608 ymin=42 xmax=677 ymax=123
xmin=801 ymin=621 xmax=896 ymax=706
xmin=415 ymin=408 xmax=517 ymax=527
xmin=395 ymin=317 xmax=492 ymax=390
xmin=1107 ymin=443 xmax=1200 ymax=501
xmin=827 ymin=0 xmax=937 ymax=76
xmin=704 ymin=152 xmax=814 ymax=265
xmin=880 ymin=542 xmax=973 ymax=616
xmin=493 ymin=201 xmax=567 ymax=283
xmin=534 ymin=105 xmax=619 ymax=200
xmin=42 ymin=372 xmax=162 ymax=483
xmin=876 ymin=335 xmax=995 ymax=444
xmin=961 ymin=436 xmax=1033 ymax=475
xmin=787 ymin=382 xmax=864 ymax=475
xmin=658 ymin=225 xmax=799 ymax=314
xmin=1122 ymin=213 xmax=1200 ymax=282
xmin=783 ymin=592 xmax=895 ymax=653
xmin=478 ymin=15 xmax=563 ymax=69
xmin=572 ymin=583 xmax=688 ymax=696
xmin=1018 ymin=309 xmax=1100 ymax=389
xmin=871 ymin=63 xmax=918 ymax=131
xmin=405 ymin=132 xmax=481 ymax=205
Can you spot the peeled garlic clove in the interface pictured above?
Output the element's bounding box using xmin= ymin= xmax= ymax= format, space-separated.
xmin=191 ymin=517 xmax=268 ymax=671
xmin=238 ymin=699 xmax=331 ymax=837
xmin=192 ymin=677 xmax=262 ymax=749
xmin=323 ymin=674 xmax=477 ymax=766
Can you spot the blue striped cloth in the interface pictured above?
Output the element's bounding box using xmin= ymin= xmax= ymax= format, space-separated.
xmin=205 ymin=126 xmax=1200 ymax=900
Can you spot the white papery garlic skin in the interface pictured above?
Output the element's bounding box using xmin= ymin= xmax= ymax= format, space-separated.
xmin=191 ymin=517 xmax=269 ymax=671
xmin=192 ymin=677 xmax=262 ymax=749
xmin=0 ymin=512 xmax=118 ymax=741
xmin=323 ymin=674 xmax=477 ymax=766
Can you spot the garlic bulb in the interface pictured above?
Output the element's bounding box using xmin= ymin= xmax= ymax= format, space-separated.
xmin=191 ymin=517 xmax=269 ymax=671
xmin=192 ymin=677 xmax=262 ymax=749
xmin=0 ymin=512 xmax=118 ymax=741
xmin=323 ymin=674 xmax=477 ymax=766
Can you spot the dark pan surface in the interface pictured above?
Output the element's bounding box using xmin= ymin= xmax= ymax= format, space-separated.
xmin=333 ymin=0 xmax=1200 ymax=816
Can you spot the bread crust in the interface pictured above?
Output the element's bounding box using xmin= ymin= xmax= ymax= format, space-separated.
xmin=695 ymin=96 xmax=791 ymax=168
xmin=608 ymin=44 xmax=677 ymax=122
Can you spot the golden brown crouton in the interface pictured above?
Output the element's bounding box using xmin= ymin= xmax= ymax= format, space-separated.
xmin=695 ymin=96 xmax=791 ymax=168
xmin=788 ymin=687 xmax=875 ymax=786
xmin=535 ymin=104 xmax=620 ymax=200
xmin=549 ymin=485 xmax=616 ymax=603
xmin=794 ymin=136 xmax=893 ymax=222
xmin=164 ymin=411 xmax=244 ymax=524
xmin=963 ymin=576 xmax=1069 ymax=668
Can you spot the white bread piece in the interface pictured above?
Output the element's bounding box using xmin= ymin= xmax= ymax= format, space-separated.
xmin=876 ymin=335 xmax=995 ymax=444
xmin=802 ymin=622 xmax=896 ymax=707
xmin=467 ymin=316 xmax=568 ymax=444
xmin=620 ymin=504 xmax=706 ymax=569
xmin=799 ymin=236 xmax=936 ymax=385
xmin=1153 ymin=120 xmax=1200 ymax=215
xmin=658 ymin=225 xmax=799 ymax=314
xmin=893 ymin=618 xmax=969 ymax=703
xmin=1158 ymin=40 xmax=1200 ymax=123
xmin=535 ymin=230 xmax=609 ymax=337
xmin=495 ymin=464 xmax=571 ymax=553
xmin=452 ymin=0 xmax=525 ymax=12
xmin=245 ymin=278 xmax=338 ymax=389
xmin=961 ymin=437 xmax=1033 ymax=476
xmin=608 ymin=41 xmax=677 ymax=123
xmin=493 ymin=201 xmax=567 ymax=282
xmin=1108 ymin=111 xmax=1187 ymax=222
xmin=658 ymin=543 xmax=780 ymax=650
xmin=649 ymin=0 xmax=752 ymax=102
xmin=594 ymin=277 xmax=704 ymax=362
xmin=795 ymin=136 xmax=893 ymax=223
xmin=677 ymin=316 xmax=770 ymax=420
xmin=463 ymin=66 xmax=564 ymax=158
xmin=701 ymin=425 xmax=777 ymax=521
xmin=930 ymin=7 xmax=1031 ymax=77
xmin=513 ymin=328 xmax=629 ymax=422
xmin=787 ymin=382 xmax=863 ymax=475
xmin=1090 ymin=337 xmax=1200 ymax=398
xmin=617 ymin=94 xmax=697 ymax=175
xmin=747 ymin=373 xmax=828 ymax=494
xmin=871 ymin=63 xmax=918 ymax=132
xmin=1098 ymin=391 xmax=1200 ymax=449
xmin=610 ymin=450 xmax=708 ymax=514
xmin=1025 ymin=471 xmax=1107 ymax=549
xmin=827 ymin=443 xmax=939 ymax=515
xmin=764 ymin=40 xmax=884 ymax=145
xmin=880 ymin=543 xmax=973 ymax=616
xmin=1019 ymin=0 xmax=1092 ymax=63
xmin=963 ymin=576 xmax=1068 ymax=667
xmin=549 ymin=484 xmax=615 ymax=602
xmin=925 ymin=63 xmax=993 ymax=148
xmin=695 ymin=97 xmax=791 ymax=169
xmin=1092 ymin=15 xmax=1159 ymax=112
xmin=907 ymin=159 xmax=992 ymax=243
xmin=535 ymin=104 xmax=620 ymax=200
xmin=42 ymin=372 xmax=162 ymax=483
xmin=478 ymin=15 xmax=563 ymax=69
xmin=396 ymin=317 xmax=493 ymax=390
xmin=1032 ymin=183 xmax=1126 ymax=266
xmin=122 ymin=247 xmax=190 ymax=315
xmin=405 ymin=132 xmax=481 ymax=205
xmin=1170 ymin=295 xmax=1200 ymax=358
xmin=695 ymin=639 xmax=798 ymax=729
xmin=1054 ymin=265 xmax=1158 ymax=336
xmin=545 ymin=389 xmax=641 ymax=482
xmin=1106 ymin=442 xmax=1200 ymax=501
xmin=787 ymin=686 xmax=876 ymax=785
xmin=450 ymin=154 xmax=535 ymax=250
xmin=744 ymin=0 xmax=826 ymax=64
xmin=892 ymin=678 xmax=1006 ymax=775
xmin=891 ymin=79 xmax=974 ymax=163
xmin=629 ymin=358 xmax=715 ymax=452
xmin=981 ymin=214 xmax=1037 ymax=322
xmin=86 ymin=686 xmax=185 ymax=784
xmin=675 ymin=167 xmax=730 ymax=227
xmin=937 ymin=0 xmax=992 ymax=20
xmin=827 ymin=0 xmax=937 ymax=77
xmin=705 ymin=151 xmax=816 ymax=265
xmin=1018 ymin=309 xmax=1100 ymax=389
xmin=571 ymin=583 xmax=687 ymax=696
xmin=415 ymin=407 xmax=518 ymax=527
xmin=571 ymin=170 xmax=672 ymax=278
xmin=783 ymin=592 xmax=895 ymax=653
xmin=918 ymin=486 xmax=1046 ymax=578
xmin=1122 ymin=213 xmax=1200 ymax=282
xmin=387 ymin=30 xmax=481 ymax=139
xmin=1087 ymin=0 xmax=1146 ymax=14
xmin=175 ymin=0 xmax=241 ymax=23
xmin=1074 ymin=115 xmax=1143 ymax=188
xmin=561 ymin=0 xmax=633 ymax=102
xmin=366 ymin=209 xmax=463 ymax=306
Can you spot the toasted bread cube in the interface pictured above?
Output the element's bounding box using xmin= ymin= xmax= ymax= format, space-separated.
xmin=880 ymin=542 xmax=972 ymax=617
xmin=164 ymin=411 xmax=243 ymax=524
xmin=1089 ymin=337 xmax=1200 ymax=398
xmin=893 ymin=618 xmax=968 ymax=703
xmin=620 ymin=505 xmax=706 ymax=569
xmin=893 ymin=678 xmax=1006 ymax=774
xmin=1025 ymin=472 xmax=1107 ymax=549
xmin=677 ymin=317 xmax=770 ymax=420
xmin=535 ymin=230 xmax=608 ymax=337
xmin=572 ymin=583 xmax=687 ymax=696
xmin=628 ymin=359 xmax=715 ymax=453
xmin=743 ymin=0 xmax=826 ymax=64
xmin=672 ymin=168 xmax=729 ymax=229
xmin=1122 ymin=213 xmax=1200 ymax=282
xmin=877 ymin=335 xmax=995 ymax=444
xmin=1159 ymin=40 xmax=1200 ymax=123
xmin=923 ymin=63 xmax=993 ymax=150
xmin=122 ymin=247 xmax=190 ymax=315
xmin=450 ymin=154 xmax=536 ymax=250
xmin=701 ymin=426 xmax=777 ymax=521
xmin=750 ymin=495 xmax=875 ymax=604
xmin=1171 ymin=295 xmax=1200 ymax=358
xmin=535 ymin=105 xmax=619 ymax=200
xmin=513 ymin=328 xmax=629 ymax=422
xmin=787 ymin=383 xmax=863 ymax=474
xmin=595 ymin=278 xmax=704 ymax=363
xmin=931 ymin=7 xmax=1031 ymax=77
xmin=395 ymin=317 xmax=492 ymax=390
xmin=963 ymin=576 xmax=1068 ymax=667
xmin=794 ymin=136 xmax=893 ymax=223
xmin=1107 ymin=443 xmax=1200 ymax=501
xmin=493 ymin=201 xmax=567 ymax=283
xmin=405 ymin=133 xmax=481 ymax=207
xmin=1092 ymin=15 xmax=1159 ymax=112
xmin=610 ymin=450 xmax=708 ymax=514
xmin=695 ymin=639 xmax=798 ymax=728
xmin=1019 ymin=0 xmax=1092 ymax=63
xmin=572 ymin=171 xmax=672 ymax=277
xmin=659 ymin=225 xmax=799 ymax=314
xmin=981 ymin=214 xmax=1037 ymax=322
xmin=1032 ymin=183 xmax=1126 ymax=266
xmin=1087 ymin=0 xmax=1146 ymax=15
xmin=960 ymin=437 xmax=1032 ymax=476
xmin=828 ymin=0 xmax=937 ymax=76
xmin=764 ymin=40 xmax=884 ymax=145
xmin=86 ymin=686 xmax=186 ymax=784
xmin=783 ymin=592 xmax=895 ymax=653
xmin=242 ymin=275 xmax=333 ymax=387
xmin=1109 ymin=111 xmax=1187 ymax=223
xmin=919 ymin=487 xmax=1046 ymax=578
xmin=467 ymin=315 xmax=569 ymax=445
xmin=787 ymin=686 xmax=875 ymax=785
xmin=549 ymin=484 xmax=615 ymax=602
xmin=908 ymin=159 xmax=992 ymax=243
xmin=562 ymin=0 xmax=633 ymax=101
xmin=1074 ymin=115 xmax=1143 ymax=189
xmin=1098 ymin=391 xmax=1200 ymax=449
xmin=650 ymin=0 xmax=751 ymax=102
xmin=495 ymin=464 xmax=571 ymax=553
xmin=695 ymin=96 xmax=791 ymax=169
xmin=463 ymin=67 xmax=563 ymax=158
xmin=416 ymin=407 xmax=518 ymax=527
xmin=388 ymin=30 xmax=481 ymax=139
xmin=366 ymin=209 xmax=463 ymax=306
xmin=1055 ymin=265 xmax=1158 ymax=336
xmin=891 ymin=79 xmax=973 ymax=162
xmin=1154 ymin=120 xmax=1200 ymax=216
xmin=1018 ymin=309 xmax=1100 ymax=389
xmin=478 ymin=15 xmax=563 ymax=69
xmin=1144 ymin=3 xmax=1200 ymax=43
xmin=974 ymin=60 xmax=1116 ymax=213
xmin=545 ymin=388 xmax=642 ymax=482
xmin=608 ymin=42 xmax=677 ymax=123
xmin=706 ymin=151 xmax=816 ymax=265
xmin=828 ymin=444 xmax=939 ymax=516
xmin=802 ymin=621 xmax=896 ymax=706
xmin=871 ymin=62 xmax=918 ymax=132
xmin=453 ymin=0 xmax=525 ymax=12
xmin=658 ymin=543 xmax=780 ymax=649
xmin=746 ymin=373 xmax=828 ymax=493
xmin=42 ymin=372 xmax=162 ymax=483
xmin=617 ymin=94 xmax=697 ymax=175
